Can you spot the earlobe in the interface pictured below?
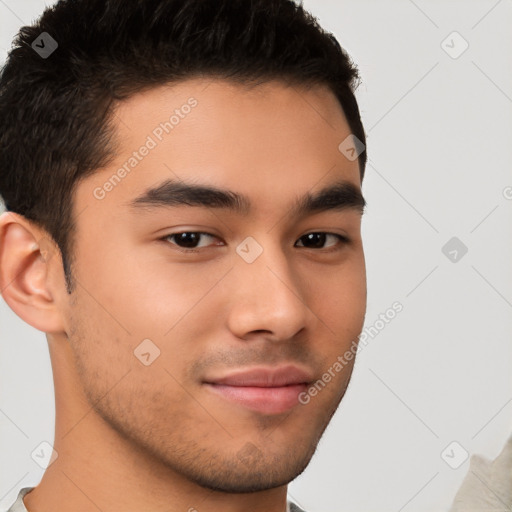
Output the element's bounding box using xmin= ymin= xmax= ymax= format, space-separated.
xmin=0 ymin=211 xmax=66 ymax=334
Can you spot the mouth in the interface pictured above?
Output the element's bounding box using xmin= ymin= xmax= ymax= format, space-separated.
xmin=203 ymin=365 xmax=313 ymax=415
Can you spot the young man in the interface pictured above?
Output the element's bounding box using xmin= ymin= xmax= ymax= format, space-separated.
xmin=0 ymin=1 xmax=368 ymax=511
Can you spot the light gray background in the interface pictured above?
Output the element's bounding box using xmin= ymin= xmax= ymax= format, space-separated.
xmin=1 ymin=1 xmax=511 ymax=511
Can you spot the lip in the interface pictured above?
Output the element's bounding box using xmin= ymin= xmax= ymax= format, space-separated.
xmin=203 ymin=365 xmax=313 ymax=415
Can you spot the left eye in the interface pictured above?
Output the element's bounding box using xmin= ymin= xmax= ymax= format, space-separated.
xmin=295 ymin=232 xmax=349 ymax=249
xmin=161 ymin=231 xmax=349 ymax=251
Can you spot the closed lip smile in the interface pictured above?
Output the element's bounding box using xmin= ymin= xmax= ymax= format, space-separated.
xmin=203 ymin=365 xmax=314 ymax=414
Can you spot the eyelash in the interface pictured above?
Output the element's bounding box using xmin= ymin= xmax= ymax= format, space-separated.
xmin=160 ymin=231 xmax=350 ymax=253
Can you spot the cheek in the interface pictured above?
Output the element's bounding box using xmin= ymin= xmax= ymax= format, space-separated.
xmin=68 ymin=296 xmax=195 ymax=424
xmin=66 ymin=267 xmax=220 ymax=409
xmin=67 ymin=295 xmax=134 ymax=394
xmin=102 ymin=246 xmax=232 ymax=336
xmin=312 ymin=257 xmax=367 ymax=333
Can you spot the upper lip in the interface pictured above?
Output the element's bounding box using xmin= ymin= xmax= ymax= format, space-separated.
xmin=204 ymin=365 xmax=314 ymax=387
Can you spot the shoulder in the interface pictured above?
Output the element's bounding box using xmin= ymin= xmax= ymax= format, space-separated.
xmin=448 ymin=433 xmax=512 ymax=511
xmin=288 ymin=500 xmax=309 ymax=512
xmin=4 ymin=487 xmax=33 ymax=512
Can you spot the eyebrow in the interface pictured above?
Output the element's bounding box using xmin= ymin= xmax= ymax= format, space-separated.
xmin=126 ymin=178 xmax=366 ymax=217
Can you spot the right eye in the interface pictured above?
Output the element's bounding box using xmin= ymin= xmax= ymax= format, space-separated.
xmin=161 ymin=231 xmax=224 ymax=252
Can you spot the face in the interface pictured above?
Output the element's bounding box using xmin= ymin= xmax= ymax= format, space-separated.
xmin=65 ymin=78 xmax=366 ymax=492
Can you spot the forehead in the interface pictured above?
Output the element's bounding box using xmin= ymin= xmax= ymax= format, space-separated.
xmin=75 ymin=77 xmax=361 ymax=220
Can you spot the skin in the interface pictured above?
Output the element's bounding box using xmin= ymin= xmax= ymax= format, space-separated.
xmin=0 ymin=78 xmax=366 ymax=512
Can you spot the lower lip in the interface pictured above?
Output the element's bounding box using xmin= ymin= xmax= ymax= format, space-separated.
xmin=205 ymin=383 xmax=308 ymax=415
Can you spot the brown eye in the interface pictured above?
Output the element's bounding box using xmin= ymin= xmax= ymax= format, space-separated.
xmin=163 ymin=232 xmax=220 ymax=250
xmin=295 ymin=232 xmax=349 ymax=250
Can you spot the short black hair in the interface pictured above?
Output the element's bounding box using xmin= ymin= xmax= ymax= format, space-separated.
xmin=0 ymin=0 xmax=366 ymax=294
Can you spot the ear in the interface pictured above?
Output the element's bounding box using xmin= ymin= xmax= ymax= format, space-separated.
xmin=0 ymin=211 xmax=67 ymax=334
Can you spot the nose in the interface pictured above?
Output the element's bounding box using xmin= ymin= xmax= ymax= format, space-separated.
xmin=226 ymin=238 xmax=311 ymax=342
